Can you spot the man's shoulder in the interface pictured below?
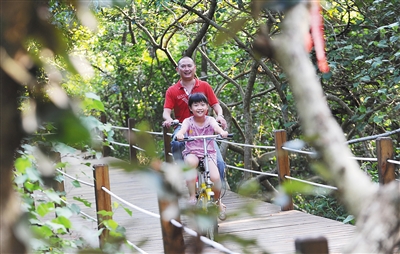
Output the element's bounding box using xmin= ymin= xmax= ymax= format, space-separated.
xmin=197 ymin=79 xmax=211 ymax=86
xmin=166 ymin=81 xmax=181 ymax=91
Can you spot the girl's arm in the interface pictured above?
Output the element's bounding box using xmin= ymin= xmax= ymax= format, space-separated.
xmin=210 ymin=117 xmax=229 ymax=138
xmin=175 ymin=119 xmax=189 ymax=140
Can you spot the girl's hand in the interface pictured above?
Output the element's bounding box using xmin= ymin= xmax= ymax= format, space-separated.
xmin=220 ymin=131 xmax=229 ymax=138
xmin=176 ymin=133 xmax=184 ymax=141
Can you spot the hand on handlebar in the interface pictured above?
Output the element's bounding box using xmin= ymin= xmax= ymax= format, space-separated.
xmin=175 ymin=133 xmax=185 ymax=141
xmin=216 ymin=116 xmax=227 ymax=130
xmin=220 ymin=130 xmax=229 ymax=138
xmin=162 ymin=119 xmax=179 ymax=128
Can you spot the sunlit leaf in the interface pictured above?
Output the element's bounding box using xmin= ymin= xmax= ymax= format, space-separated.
xmin=73 ymin=196 xmax=92 ymax=207
xmin=215 ymin=18 xmax=248 ymax=45
xmin=36 ymin=202 xmax=55 ymax=217
xmin=71 ymin=180 xmax=81 ymax=188
xmin=52 ymin=216 xmax=72 ymax=229
xmin=55 ymin=207 xmax=73 ymax=218
xmin=15 ymin=157 xmax=32 ymax=173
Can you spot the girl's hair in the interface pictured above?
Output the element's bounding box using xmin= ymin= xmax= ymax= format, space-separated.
xmin=188 ymin=92 xmax=209 ymax=107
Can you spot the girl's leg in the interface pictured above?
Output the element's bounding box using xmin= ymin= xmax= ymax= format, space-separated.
xmin=184 ymin=154 xmax=199 ymax=203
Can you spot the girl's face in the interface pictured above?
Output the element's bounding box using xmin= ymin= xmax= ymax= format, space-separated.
xmin=190 ymin=101 xmax=208 ymax=117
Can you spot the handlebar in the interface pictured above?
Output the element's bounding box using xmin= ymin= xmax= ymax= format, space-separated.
xmin=180 ymin=134 xmax=233 ymax=142
xmin=171 ymin=119 xmax=180 ymax=126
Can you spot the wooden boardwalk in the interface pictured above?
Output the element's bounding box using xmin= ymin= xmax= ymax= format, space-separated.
xmin=61 ymin=159 xmax=355 ymax=253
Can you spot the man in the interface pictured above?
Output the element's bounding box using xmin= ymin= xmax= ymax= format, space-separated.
xmin=163 ymin=56 xmax=227 ymax=180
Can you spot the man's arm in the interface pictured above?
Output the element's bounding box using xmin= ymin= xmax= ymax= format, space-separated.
xmin=212 ymin=104 xmax=227 ymax=129
xmin=162 ymin=108 xmax=174 ymax=127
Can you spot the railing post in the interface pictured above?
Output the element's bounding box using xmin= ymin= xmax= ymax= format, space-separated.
xmin=51 ymin=152 xmax=65 ymax=212
xmin=376 ymin=137 xmax=395 ymax=185
xmin=93 ymin=164 xmax=112 ymax=247
xmin=163 ymin=126 xmax=173 ymax=163
xmin=274 ymin=129 xmax=293 ymax=211
xmin=152 ymin=162 xmax=185 ymax=254
xmin=101 ymin=113 xmax=111 ymax=157
xmin=158 ymin=198 xmax=185 ymax=254
xmin=295 ymin=236 xmax=329 ymax=254
xmin=128 ymin=118 xmax=138 ymax=164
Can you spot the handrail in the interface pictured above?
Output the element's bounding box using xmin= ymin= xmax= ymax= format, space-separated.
xmin=226 ymin=164 xmax=279 ymax=177
xmin=284 ymin=176 xmax=338 ymax=190
xmin=56 ymin=168 xmax=95 ymax=187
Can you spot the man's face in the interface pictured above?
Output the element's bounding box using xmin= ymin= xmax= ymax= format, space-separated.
xmin=177 ymin=58 xmax=196 ymax=80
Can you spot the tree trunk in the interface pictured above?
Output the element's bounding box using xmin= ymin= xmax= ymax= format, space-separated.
xmin=0 ymin=70 xmax=27 ymax=253
xmin=270 ymin=3 xmax=400 ymax=252
xmin=242 ymin=61 xmax=258 ymax=179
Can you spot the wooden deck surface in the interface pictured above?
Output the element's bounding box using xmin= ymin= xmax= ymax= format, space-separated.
xmin=61 ymin=159 xmax=355 ymax=253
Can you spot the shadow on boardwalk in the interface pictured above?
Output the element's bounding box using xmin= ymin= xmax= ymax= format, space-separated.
xmin=61 ymin=159 xmax=355 ymax=253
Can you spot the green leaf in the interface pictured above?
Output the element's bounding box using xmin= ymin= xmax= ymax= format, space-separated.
xmin=97 ymin=210 xmax=113 ymax=217
xmin=15 ymin=157 xmax=32 ymax=173
xmin=14 ymin=174 xmax=28 ymax=185
xmin=31 ymin=225 xmax=53 ymax=238
xmin=343 ymin=215 xmax=355 ymax=224
xmin=71 ymin=180 xmax=81 ymax=188
xmin=69 ymin=203 xmax=81 ymax=214
xmin=53 ymin=142 xmax=78 ymax=156
xmin=73 ymin=196 xmax=92 ymax=207
xmin=113 ymin=201 xmax=119 ymax=209
xmin=55 ymin=207 xmax=73 ymax=218
xmin=123 ymin=207 xmax=133 ymax=217
xmin=215 ymin=18 xmax=248 ymax=45
xmin=44 ymin=190 xmax=62 ymax=204
xmin=37 ymin=202 xmax=55 ymax=217
xmin=52 ymin=216 xmax=72 ymax=229
xmin=26 ymin=167 xmax=41 ymax=182
xmin=45 ymin=221 xmax=67 ymax=234
xmin=103 ymin=219 xmax=118 ymax=230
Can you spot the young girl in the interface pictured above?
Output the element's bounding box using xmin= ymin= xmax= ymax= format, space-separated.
xmin=175 ymin=92 xmax=228 ymax=217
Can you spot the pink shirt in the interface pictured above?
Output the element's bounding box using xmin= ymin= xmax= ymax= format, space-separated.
xmin=182 ymin=116 xmax=217 ymax=160
xmin=163 ymin=79 xmax=219 ymax=123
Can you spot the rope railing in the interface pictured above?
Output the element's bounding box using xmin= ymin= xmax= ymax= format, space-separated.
xmin=282 ymin=146 xmax=316 ymax=156
xmin=226 ymin=164 xmax=279 ymax=178
xmin=101 ymin=186 xmax=160 ymax=219
xmin=111 ymin=125 xmax=163 ymax=136
xmin=346 ymin=127 xmax=400 ymax=144
xmin=56 ymin=168 xmax=95 ymax=187
xmin=284 ymin=176 xmax=338 ymax=191
xmin=387 ymin=159 xmax=400 ymax=165
xmin=219 ymin=139 xmax=275 ymax=150
xmin=110 ymin=140 xmax=130 ymax=148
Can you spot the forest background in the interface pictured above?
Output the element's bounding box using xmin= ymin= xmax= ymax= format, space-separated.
xmin=1 ymin=0 xmax=399 ymax=253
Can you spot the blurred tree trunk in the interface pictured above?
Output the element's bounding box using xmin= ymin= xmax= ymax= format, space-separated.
xmin=270 ymin=3 xmax=400 ymax=252
xmin=1 ymin=1 xmax=42 ymax=252
xmin=0 ymin=49 xmax=27 ymax=254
